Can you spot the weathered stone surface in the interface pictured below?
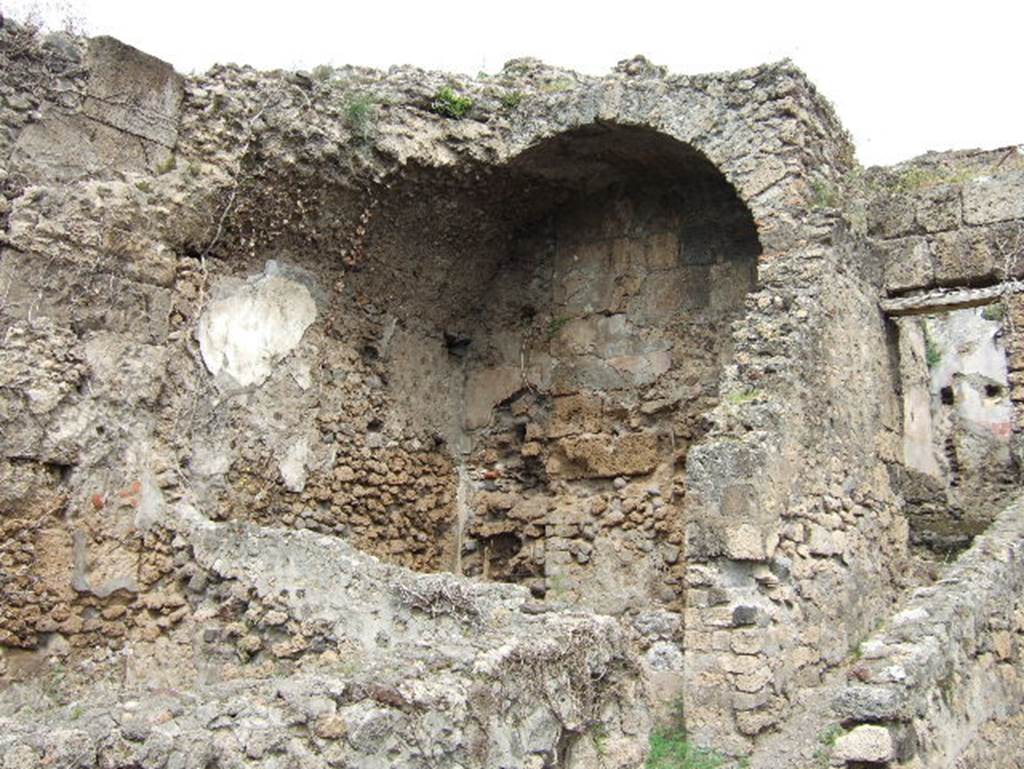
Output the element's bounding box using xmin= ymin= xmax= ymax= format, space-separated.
xmin=930 ymin=228 xmax=998 ymax=285
xmin=1 ymin=16 xmax=1023 ymax=769
xmin=832 ymin=724 xmax=895 ymax=763
xmin=81 ymin=36 xmax=183 ymax=149
xmin=550 ymin=432 xmax=659 ymax=478
xmin=963 ymin=171 xmax=1024 ymax=225
xmin=833 ymin=497 xmax=1024 ymax=763
xmin=916 ymin=184 xmax=962 ymax=233
xmin=878 ymin=236 xmax=934 ymax=294
xmin=463 ymin=365 xmax=522 ymax=429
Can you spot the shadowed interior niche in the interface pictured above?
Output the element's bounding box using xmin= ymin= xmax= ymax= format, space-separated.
xmin=355 ymin=124 xmax=762 ymax=611
xmin=217 ymin=123 xmax=762 ymax=613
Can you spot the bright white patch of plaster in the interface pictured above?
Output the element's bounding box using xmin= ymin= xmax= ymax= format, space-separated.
xmin=279 ymin=437 xmax=311 ymax=492
xmin=197 ymin=274 xmax=317 ymax=388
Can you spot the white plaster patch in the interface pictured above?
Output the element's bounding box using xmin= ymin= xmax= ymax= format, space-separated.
xmin=191 ymin=440 xmax=234 ymax=477
xmin=280 ymin=437 xmax=311 ymax=492
xmin=197 ymin=273 xmax=317 ymax=388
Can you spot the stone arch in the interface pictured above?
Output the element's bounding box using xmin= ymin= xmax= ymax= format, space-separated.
xmin=210 ymin=116 xmax=768 ymax=614
xmin=493 ymin=77 xmax=812 ymax=255
xmin=354 ymin=121 xmax=763 ymax=610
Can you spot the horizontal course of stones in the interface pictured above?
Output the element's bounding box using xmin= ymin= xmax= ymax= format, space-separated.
xmin=867 ymin=148 xmax=1024 ymax=295
xmin=833 ymin=493 xmax=1024 ymax=767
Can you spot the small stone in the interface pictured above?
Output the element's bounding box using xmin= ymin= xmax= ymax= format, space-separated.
xmin=101 ymin=605 xmax=127 ymax=620
xmin=263 ymin=610 xmax=288 ymax=627
xmin=238 ymin=634 xmax=263 ymax=654
xmin=832 ymin=725 xmax=895 ymax=764
xmin=732 ymin=605 xmax=759 ymax=627
xmin=313 ymin=713 xmax=348 ymax=740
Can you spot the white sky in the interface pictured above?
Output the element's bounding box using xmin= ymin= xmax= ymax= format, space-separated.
xmin=6 ymin=0 xmax=1022 ymax=167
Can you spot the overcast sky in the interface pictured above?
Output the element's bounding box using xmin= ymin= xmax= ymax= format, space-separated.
xmin=6 ymin=0 xmax=1022 ymax=167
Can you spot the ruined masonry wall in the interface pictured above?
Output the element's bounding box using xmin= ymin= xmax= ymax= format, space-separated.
xmin=867 ymin=150 xmax=1024 ymax=440
xmin=455 ymin=181 xmax=758 ymax=610
xmin=5 ymin=16 xmax=1023 ymax=769
xmin=681 ymin=227 xmax=910 ymax=752
xmin=833 ymin=494 xmax=1024 ymax=768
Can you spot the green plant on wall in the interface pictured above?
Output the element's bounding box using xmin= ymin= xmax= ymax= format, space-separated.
xmin=499 ymin=90 xmax=524 ymax=110
xmin=432 ymin=86 xmax=473 ymax=118
xmin=345 ymin=93 xmax=377 ymax=142
xmin=645 ymin=696 xmax=738 ymax=769
xmin=546 ymin=315 xmax=572 ymax=340
xmin=924 ymin=335 xmax=942 ymax=369
xmin=646 ymin=728 xmax=728 ymax=769
xmin=811 ymin=179 xmax=841 ymax=209
xmin=724 ymin=387 xmax=763 ymax=406
xmin=812 ymin=724 xmax=845 ymax=768
xmin=311 ymin=63 xmax=334 ymax=82
xmin=981 ymin=302 xmax=1006 ymax=322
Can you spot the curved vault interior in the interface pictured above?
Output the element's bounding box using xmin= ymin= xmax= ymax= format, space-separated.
xmin=222 ymin=123 xmax=761 ymax=614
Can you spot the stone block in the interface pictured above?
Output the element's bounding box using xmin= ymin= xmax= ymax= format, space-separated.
xmin=878 ymin=236 xmax=934 ymax=294
xmin=930 ymin=229 xmax=998 ymax=286
xmin=549 ymin=432 xmax=659 ymax=479
xmin=867 ymin=194 xmax=916 ymax=238
xmin=83 ymin=36 xmax=184 ymax=149
xmin=720 ymin=653 xmax=762 ymax=675
xmin=833 ymin=684 xmax=906 ymax=721
xmin=731 ymin=630 xmax=763 ymax=655
xmin=963 ymin=172 xmax=1024 ymax=225
xmin=724 ymin=523 xmax=761 ymax=560
xmin=734 ymin=666 xmax=772 ymax=693
xmin=833 ymin=724 xmax=896 ymax=764
xmin=735 ymin=706 xmax=778 ymax=736
xmin=807 ymin=525 xmax=841 ymax=556
xmin=915 ymin=185 xmax=962 ymax=232
xmin=548 ymin=393 xmax=604 ymax=437
xmin=10 ymin=37 xmax=183 ymax=182
xmin=0 ymin=249 xmax=172 ymax=342
xmin=731 ymin=689 xmax=770 ymax=711
xmin=731 ymin=605 xmax=761 ymax=627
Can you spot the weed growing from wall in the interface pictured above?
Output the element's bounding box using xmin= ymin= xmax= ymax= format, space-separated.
xmin=311 ymin=63 xmax=334 ymax=82
xmin=345 ymin=93 xmax=377 ymax=142
xmin=924 ymin=332 xmax=943 ymax=369
xmin=499 ymin=90 xmax=524 ymax=110
xmin=432 ymin=86 xmax=473 ymax=119
xmin=645 ymin=696 xmax=741 ymax=769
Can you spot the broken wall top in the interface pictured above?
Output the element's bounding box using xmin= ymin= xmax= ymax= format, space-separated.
xmin=1 ymin=20 xmax=856 ymax=257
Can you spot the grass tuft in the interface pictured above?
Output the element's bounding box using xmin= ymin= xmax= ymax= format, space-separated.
xmin=432 ymin=86 xmax=473 ymax=119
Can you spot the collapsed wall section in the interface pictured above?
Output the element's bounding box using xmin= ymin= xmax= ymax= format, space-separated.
xmin=195 ymin=123 xmax=762 ymax=619
xmin=833 ymin=494 xmax=1024 ymax=768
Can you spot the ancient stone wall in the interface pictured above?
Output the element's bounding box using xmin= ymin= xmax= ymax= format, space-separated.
xmin=867 ymin=149 xmax=1024 ymax=296
xmin=681 ymin=220 xmax=912 ymax=752
xmin=865 ymin=152 xmax=1024 ymax=553
xmin=865 ymin=148 xmax=1024 ymax=445
xmin=833 ymin=494 xmax=1024 ymax=768
xmin=2 ymin=15 xmax=1022 ymax=769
